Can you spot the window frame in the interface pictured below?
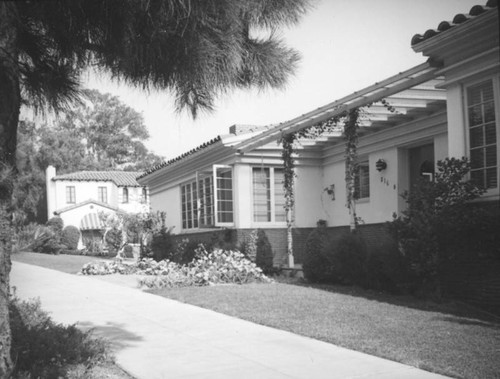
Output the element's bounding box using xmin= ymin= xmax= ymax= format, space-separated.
xmin=251 ymin=166 xmax=286 ymax=225
xmin=354 ymin=160 xmax=370 ymax=201
xmin=180 ymin=166 xmax=234 ymax=231
xmin=98 ymin=186 xmax=108 ymax=204
xmin=122 ymin=187 xmax=129 ymax=203
xmin=464 ymin=76 xmax=499 ymax=193
xmin=66 ymin=186 xmax=76 ymax=204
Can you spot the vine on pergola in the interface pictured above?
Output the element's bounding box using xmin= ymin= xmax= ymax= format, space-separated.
xmin=278 ymin=107 xmax=363 ymax=258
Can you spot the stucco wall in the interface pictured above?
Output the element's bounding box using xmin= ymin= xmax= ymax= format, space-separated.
xmin=150 ymin=185 xmax=182 ymax=233
xmin=54 ymin=180 xmax=115 ymax=211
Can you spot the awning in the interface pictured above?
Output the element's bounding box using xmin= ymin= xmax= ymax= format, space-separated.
xmin=80 ymin=213 xmax=105 ymax=230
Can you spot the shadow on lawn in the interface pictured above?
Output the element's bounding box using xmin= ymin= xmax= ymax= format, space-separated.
xmin=78 ymin=321 xmax=143 ymax=351
xmin=281 ymin=277 xmax=500 ymax=324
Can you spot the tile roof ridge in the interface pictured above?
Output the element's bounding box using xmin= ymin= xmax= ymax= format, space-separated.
xmin=137 ymin=136 xmax=223 ymax=180
xmin=411 ymin=0 xmax=497 ymax=46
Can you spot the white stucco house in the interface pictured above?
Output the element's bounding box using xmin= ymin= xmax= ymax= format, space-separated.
xmin=137 ymin=1 xmax=499 ymax=266
xmin=46 ymin=166 xmax=150 ymax=235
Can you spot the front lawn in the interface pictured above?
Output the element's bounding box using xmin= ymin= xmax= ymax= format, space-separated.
xmin=151 ymin=281 xmax=500 ymax=379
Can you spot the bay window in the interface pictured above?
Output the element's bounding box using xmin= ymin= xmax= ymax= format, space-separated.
xmin=181 ymin=166 xmax=233 ymax=230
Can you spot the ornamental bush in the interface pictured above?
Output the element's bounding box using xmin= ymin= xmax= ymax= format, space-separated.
xmin=332 ymin=232 xmax=367 ymax=286
xmin=46 ymin=216 xmax=64 ymax=235
xmin=255 ymin=229 xmax=274 ymax=274
xmin=150 ymin=228 xmax=175 ymax=261
xmin=302 ymin=223 xmax=332 ymax=283
xmin=104 ymin=227 xmax=122 ymax=255
xmin=61 ymin=225 xmax=80 ymax=250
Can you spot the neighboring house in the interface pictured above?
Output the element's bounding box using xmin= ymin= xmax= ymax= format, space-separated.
xmin=138 ymin=2 xmax=499 ymax=266
xmin=46 ymin=166 xmax=150 ymax=235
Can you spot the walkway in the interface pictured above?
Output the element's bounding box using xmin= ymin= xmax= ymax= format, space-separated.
xmin=10 ymin=262 xmax=450 ymax=379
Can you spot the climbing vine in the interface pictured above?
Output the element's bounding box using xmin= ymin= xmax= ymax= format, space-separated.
xmin=344 ymin=108 xmax=360 ymax=231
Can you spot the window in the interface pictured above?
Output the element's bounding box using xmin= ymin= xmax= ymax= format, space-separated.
xmin=98 ymin=186 xmax=107 ymax=203
xmin=467 ymin=80 xmax=497 ymax=189
xmin=141 ymin=187 xmax=148 ymax=203
xmin=252 ymin=167 xmax=285 ymax=222
xmin=181 ymin=166 xmax=233 ymax=230
xmin=354 ymin=161 xmax=370 ymax=200
xmin=122 ymin=188 xmax=129 ymax=203
xmin=66 ymin=186 xmax=75 ymax=204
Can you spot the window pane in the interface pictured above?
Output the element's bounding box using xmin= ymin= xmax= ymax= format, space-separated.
xmin=469 ymin=126 xmax=484 ymax=148
xmin=468 ymin=105 xmax=483 ymax=126
xmin=471 ymin=170 xmax=484 ymax=188
xmin=485 ymin=123 xmax=497 ymax=145
xmin=253 ymin=168 xmax=271 ymax=222
xmin=470 ymin=148 xmax=484 ymax=169
xmin=274 ymin=169 xmax=286 ymax=222
xmin=486 ymin=168 xmax=498 ymax=189
xmin=354 ymin=163 xmax=370 ymax=199
xmin=216 ymin=167 xmax=233 ymax=224
xmin=485 ymin=102 xmax=495 ymax=123
xmin=486 ymin=146 xmax=497 ymax=167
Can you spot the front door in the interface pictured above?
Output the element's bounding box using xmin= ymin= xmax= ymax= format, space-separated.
xmin=409 ymin=144 xmax=435 ymax=189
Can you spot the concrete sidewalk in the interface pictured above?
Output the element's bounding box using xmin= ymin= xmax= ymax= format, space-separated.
xmin=10 ymin=262 xmax=449 ymax=379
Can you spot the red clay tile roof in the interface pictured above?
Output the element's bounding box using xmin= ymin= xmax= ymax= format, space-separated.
xmin=411 ymin=0 xmax=498 ymax=46
xmin=137 ymin=136 xmax=222 ymax=180
xmin=53 ymin=171 xmax=143 ymax=187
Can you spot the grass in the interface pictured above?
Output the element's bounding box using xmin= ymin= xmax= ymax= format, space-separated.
xmin=150 ymin=280 xmax=500 ymax=379
xmin=12 ymin=251 xmax=111 ymax=274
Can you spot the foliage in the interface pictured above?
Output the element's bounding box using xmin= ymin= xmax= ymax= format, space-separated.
xmin=46 ymin=216 xmax=64 ymax=235
xmin=344 ymin=109 xmax=361 ymax=230
xmin=61 ymin=226 xmax=80 ymax=251
xmin=103 ymin=228 xmax=122 ymax=256
xmin=255 ymin=229 xmax=274 ymax=274
xmin=365 ymin=235 xmax=416 ymax=294
xmin=31 ymin=225 xmax=63 ymax=255
xmin=80 ymin=246 xmax=272 ymax=289
xmin=12 ymin=223 xmax=39 ymax=253
xmin=331 ymin=232 xmax=367 ymax=286
xmin=387 ymin=157 xmax=488 ymax=296
xmin=302 ymin=223 xmax=332 ymax=283
xmin=139 ymin=249 xmax=273 ymax=289
xmin=9 ymin=298 xmax=109 ymax=379
xmin=150 ymin=229 xmax=176 ymax=262
xmin=240 ymin=230 xmax=259 ymax=262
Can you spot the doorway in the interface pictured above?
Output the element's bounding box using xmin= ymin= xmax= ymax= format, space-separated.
xmin=409 ymin=144 xmax=435 ymax=189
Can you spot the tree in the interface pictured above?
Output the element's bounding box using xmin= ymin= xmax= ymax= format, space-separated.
xmin=0 ymin=1 xmax=310 ymax=374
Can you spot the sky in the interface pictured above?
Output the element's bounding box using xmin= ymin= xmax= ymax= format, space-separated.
xmin=84 ymin=0 xmax=479 ymax=161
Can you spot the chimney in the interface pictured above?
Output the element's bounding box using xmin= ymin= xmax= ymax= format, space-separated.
xmin=229 ymin=124 xmax=268 ymax=135
xmin=46 ymin=165 xmax=57 ymax=220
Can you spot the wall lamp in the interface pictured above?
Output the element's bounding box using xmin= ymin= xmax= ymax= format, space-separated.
xmin=375 ymin=159 xmax=387 ymax=172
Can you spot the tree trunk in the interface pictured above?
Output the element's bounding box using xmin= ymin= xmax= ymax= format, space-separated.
xmin=0 ymin=3 xmax=20 ymax=376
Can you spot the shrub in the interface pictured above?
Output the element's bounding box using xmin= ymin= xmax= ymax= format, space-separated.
xmin=255 ymin=229 xmax=274 ymax=274
xmin=104 ymin=228 xmax=122 ymax=255
xmin=387 ymin=157 xmax=488 ymax=296
xmin=32 ymin=226 xmax=64 ymax=255
xmin=303 ymin=224 xmax=332 ymax=283
xmin=330 ymin=232 xmax=367 ymax=286
xmin=365 ymin=235 xmax=415 ymax=294
xmin=150 ymin=228 xmax=175 ymax=261
xmin=9 ymin=297 xmax=109 ymax=379
xmin=61 ymin=225 xmax=81 ymax=250
xmin=46 ymin=216 xmax=64 ymax=235
xmin=12 ymin=222 xmax=39 ymax=253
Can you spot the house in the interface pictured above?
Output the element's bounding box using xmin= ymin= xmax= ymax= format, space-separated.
xmin=46 ymin=166 xmax=150 ymax=239
xmin=138 ymin=1 xmax=499 ymax=267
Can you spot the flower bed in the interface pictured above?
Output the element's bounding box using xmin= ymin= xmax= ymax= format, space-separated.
xmin=80 ymin=248 xmax=272 ymax=288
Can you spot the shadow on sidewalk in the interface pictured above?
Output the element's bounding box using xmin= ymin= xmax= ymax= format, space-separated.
xmin=78 ymin=321 xmax=144 ymax=351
